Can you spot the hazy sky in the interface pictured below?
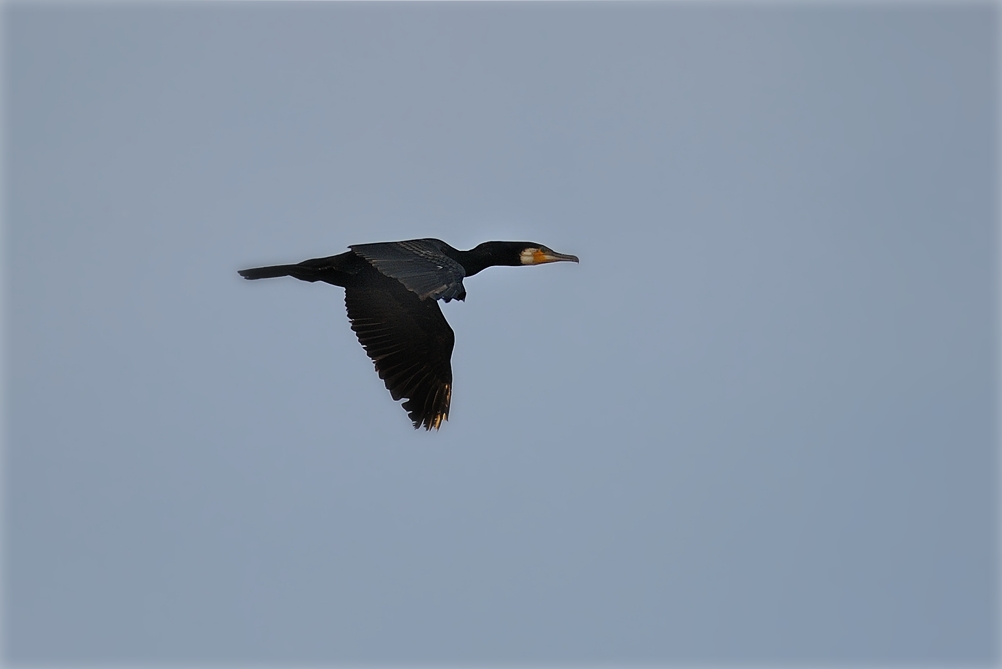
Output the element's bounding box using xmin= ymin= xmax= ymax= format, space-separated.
xmin=5 ymin=2 xmax=997 ymax=664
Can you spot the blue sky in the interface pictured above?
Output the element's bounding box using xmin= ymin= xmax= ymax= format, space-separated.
xmin=4 ymin=2 xmax=998 ymax=664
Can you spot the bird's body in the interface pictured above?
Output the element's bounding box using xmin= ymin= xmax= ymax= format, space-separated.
xmin=239 ymin=238 xmax=578 ymax=429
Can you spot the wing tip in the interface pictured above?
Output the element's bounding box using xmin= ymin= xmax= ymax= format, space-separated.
xmin=410 ymin=383 xmax=452 ymax=431
xmin=417 ymin=412 xmax=448 ymax=431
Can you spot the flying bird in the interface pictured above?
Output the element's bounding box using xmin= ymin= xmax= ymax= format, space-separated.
xmin=238 ymin=238 xmax=579 ymax=429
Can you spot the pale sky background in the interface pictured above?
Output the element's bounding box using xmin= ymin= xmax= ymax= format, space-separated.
xmin=4 ymin=2 xmax=998 ymax=665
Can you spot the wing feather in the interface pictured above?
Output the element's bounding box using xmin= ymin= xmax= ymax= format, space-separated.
xmin=344 ymin=273 xmax=454 ymax=430
xmin=349 ymin=239 xmax=467 ymax=302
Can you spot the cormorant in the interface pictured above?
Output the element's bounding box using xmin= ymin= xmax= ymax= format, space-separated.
xmin=238 ymin=238 xmax=579 ymax=430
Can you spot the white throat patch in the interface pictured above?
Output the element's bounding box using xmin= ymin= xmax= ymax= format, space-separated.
xmin=520 ymin=248 xmax=540 ymax=265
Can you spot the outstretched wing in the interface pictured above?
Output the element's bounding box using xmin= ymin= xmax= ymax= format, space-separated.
xmin=349 ymin=239 xmax=467 ymax=302
xmin=344 ymin=274 xmax=454 ymax=430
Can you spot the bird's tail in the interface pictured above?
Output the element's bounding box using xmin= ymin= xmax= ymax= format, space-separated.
xmin=238 ymin=264 xmax=303 ymax=280
xmin=239 ymin=252 xmax=356 ymax=284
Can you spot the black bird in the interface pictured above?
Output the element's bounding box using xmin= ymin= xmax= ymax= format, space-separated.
xmin=239 ymin=238 xmax=579 ymax=430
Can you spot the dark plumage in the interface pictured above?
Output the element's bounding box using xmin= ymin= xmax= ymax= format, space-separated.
xmin=238 ymin=238 xmax=579 ymax=429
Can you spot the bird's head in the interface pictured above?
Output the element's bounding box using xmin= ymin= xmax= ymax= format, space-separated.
xmin=463 ymin=241 xmax=579 ymax=275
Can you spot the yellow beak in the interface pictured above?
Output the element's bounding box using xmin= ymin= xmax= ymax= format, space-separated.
xmin=533 ymin=249 xmax=580 ymax=264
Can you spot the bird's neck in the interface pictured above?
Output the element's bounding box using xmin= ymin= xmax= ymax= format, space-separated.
xmin=455 ymin=242 xmax=522 ymax=276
